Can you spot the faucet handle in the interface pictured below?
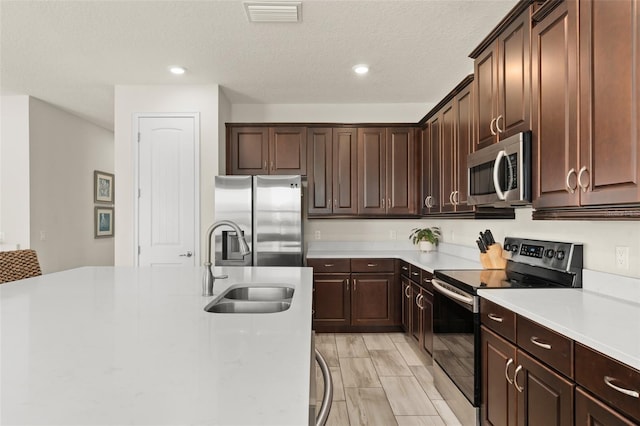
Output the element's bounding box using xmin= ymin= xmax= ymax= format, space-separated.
xmin=213 ymin=274 xmax=229 ymax=280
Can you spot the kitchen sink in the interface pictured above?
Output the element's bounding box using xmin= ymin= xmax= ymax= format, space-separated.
xmin=205 ymin=300 xmax=291 ymax=314
xmin=223 ymin=286 xmax=294 ymax=301
xmin=204 ymin=284 xmax=295 ymax=314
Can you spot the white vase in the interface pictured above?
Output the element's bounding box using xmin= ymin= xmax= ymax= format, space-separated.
xmin=418 ymin=241 xmax=435 ymax=252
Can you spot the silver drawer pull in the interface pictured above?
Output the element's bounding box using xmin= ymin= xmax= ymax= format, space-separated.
xmin=604 ymin=376 xmax=640 ymax=398
xmin=423 ymin=278 xmax=431 ymax=283
xmin=323 ymin=264 xmax=334 ymax=267
xmin=402 ymin=266 xmax=409 ymax=271
xmin=412 ymin=272 xmax=419 ymax=276
xmin=514 ymin=365 xmax=524 ymax=392
xmin=488 ymin=313 xmax=504 ymax=323
xmin=530 ymin=336 xmax=552 ymax=350
xmin=505 ymin=358 xmax=514 ymax=384
xmin=367 ymin=263 xmax=378 ymax=267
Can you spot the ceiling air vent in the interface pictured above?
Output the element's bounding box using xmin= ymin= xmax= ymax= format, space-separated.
xmin=244 ymin=1 xmax=302 ymax=23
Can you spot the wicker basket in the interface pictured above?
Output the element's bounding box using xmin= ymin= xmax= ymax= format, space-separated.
xmin=0 ymin=249 xmax=42 ymax=284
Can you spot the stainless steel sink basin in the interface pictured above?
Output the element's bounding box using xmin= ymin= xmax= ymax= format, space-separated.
xmin=205 ymin=300 xmax=291 ymax=314
xmin=223 ymin=286 xmax=294 ymax=301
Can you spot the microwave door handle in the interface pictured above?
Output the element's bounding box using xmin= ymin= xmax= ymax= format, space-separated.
xmin=493 ymin=150 xmax=507 ymax=200
xmin=505 ymin=152 xmax=514 ymax=191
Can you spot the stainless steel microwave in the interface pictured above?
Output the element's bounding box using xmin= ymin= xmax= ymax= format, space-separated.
xmin=467 ymin=131 xmax=532 ymax=207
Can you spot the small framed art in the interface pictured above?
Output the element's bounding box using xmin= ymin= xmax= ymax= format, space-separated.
xmin=94 ymin=170 xmax=114 ymax=204
xmin=95 ymin=207 xmax=114 ymax=238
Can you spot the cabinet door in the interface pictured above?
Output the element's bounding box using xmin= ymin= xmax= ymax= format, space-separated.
xmin=531 ymin=0 xmax=580 ymax=209
xmin=307 ymin=128 xmax=333 ymax=215
xmin=497 ymin=10 xmax=531 ymax=139
xmin=516 ymin=350 xmax=574 ymax=426
xmin=351 ymin=273 xmax=394 ymax=327
xmin=481 ymin=326 xmax=517 ymax=426
xmin=357 ymin=128 xmax=386 ymax=214
xmin=441 ymin=100 xmax=457 ymax=213
xmin=313 ymin=273 xmax=350 ymax=328
xmin=579 ymin=0 xmax=640 ymax=205
xmin=410 ymin=283 xmax=422 ymax=343
xmin=269 ymin=127 xmax=307 ymax=175
xmin=455 ymin=84 xmax=474 ymax=212
xmin=421 ymin=290 xmax=433 ymax=355
xmin=385 ymin=127 xmax=416 ymax=215
xmin=475 ymin=45 xmax=499 ymax=150
xmin=229 ymin=126 xmax=269 ymax=175
xmin=333 ymin=128 xmax=358 ymax=215
xmin=575 ymin=387 xmax=638 ymax=426
xmin=425 ymin=116 xmax=441 ymax=214
xmin=400 ymin=277 xmax=412 ymax=334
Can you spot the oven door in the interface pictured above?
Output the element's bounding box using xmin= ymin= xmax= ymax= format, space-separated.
xmin=432 ymin=278 xmax=480 ymax=407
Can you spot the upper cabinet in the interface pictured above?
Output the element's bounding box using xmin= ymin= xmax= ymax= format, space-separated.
xmin=307 ymin=127 xmax=358 ymax=215
xmin=227 ymin=125 xmax=307 ymax=175
xmin=357 ymin=127 xmax=417 ymax=216
xmin=532 ymin=0 xmax=640 ymax=217
xmin=471 ymin=4 xmax=533 ymax=150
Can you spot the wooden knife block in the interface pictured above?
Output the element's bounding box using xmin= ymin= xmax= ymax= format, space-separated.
xmin=480 ymin=243 xmax=507 ymax=269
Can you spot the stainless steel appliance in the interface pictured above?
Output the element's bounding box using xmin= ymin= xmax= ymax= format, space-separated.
xmin=214 ymin=175 xmax=302 ymax=267
xmin=431 ymin=237 xmax=583 ymax=425
xmin=467 ymin=131 xmax=532 ymax=207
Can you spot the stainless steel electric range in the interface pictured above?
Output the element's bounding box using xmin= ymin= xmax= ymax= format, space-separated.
xmin=431 ymin=237 xmax=583 ymax=425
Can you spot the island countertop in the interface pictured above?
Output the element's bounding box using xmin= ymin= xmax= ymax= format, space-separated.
xmin=0 ymin=266 xmax=314 ymax=425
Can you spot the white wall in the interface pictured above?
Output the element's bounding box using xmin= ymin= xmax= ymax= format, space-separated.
xmin=28 ymin=98 xmax=114 ymax=273
xmin=231 ymin=102 xmax=640 ymax=279
xmin=0 ymin=95 xmax=30 ymax=250
xmin=231 ymin=103 xmax=433 ymax=123
xmin=114 ymin=85 xmax=220 ymax=266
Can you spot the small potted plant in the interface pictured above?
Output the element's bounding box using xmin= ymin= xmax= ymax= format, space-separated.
xmin=409 ymin=226 xmax=441 ymax=252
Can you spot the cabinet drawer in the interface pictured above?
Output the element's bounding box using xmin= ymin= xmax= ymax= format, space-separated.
xmin=307 ymin=258 xmax=350 ymax=273
xmin=576 ymin=387 xmax=638 ymax=426
xmin=575 ymin=344 xmax=640 ymax=422
xmin=399 ymin=260 xmax=410 ymax=277
xmin=408 ymin=265 xmax=422 ymax=283
xmin=517 ymin=316 xmax=573 ymax=378
xmin=420 ymin=269 xmax=434 ymax=293
xmin=351 ymin=258 xmax=394 ymax=273
xmin=481 ymin=299 xmax=516 ymax=343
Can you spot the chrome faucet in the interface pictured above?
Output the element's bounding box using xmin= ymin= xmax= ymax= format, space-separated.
xmin=202 ymin=220 xmax=251 ymax=296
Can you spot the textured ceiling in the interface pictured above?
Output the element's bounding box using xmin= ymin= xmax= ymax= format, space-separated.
xmin=1 ymin=0 xmax=517 ymax=130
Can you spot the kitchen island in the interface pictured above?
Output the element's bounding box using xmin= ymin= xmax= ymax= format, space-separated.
xmin=0 ymin=266 xmax=314 ymax=425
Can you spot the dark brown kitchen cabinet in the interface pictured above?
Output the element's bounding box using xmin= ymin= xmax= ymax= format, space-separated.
xmin=227 ymin=126 xmax=306 ymax=175
xmin=533 ymin=0 xmax=640 ymax=214
xmin=482 ymin=326 xmax=518 ymax=426
xmin=531 ymin=0 xmax=580 ymax=209
xmin=357 ymin=127 xmax=416 ymax=216
xmin=307 ymin=128 xmax=358 ymax=215
xmin=575 ymin=387 xmax=638 ymax=426
xmin=419 ymin=286 xmax=433 ymax=355
xmin=400 ymin=276 xmax=412 ymax=333
xmin=472 ymin=5 xmax=532 ymax=150
xmin=421 ymin=120 xmax=441 ymax=214
xmin=442 ymin=82 xmax=474 ymax=213
xmin=308 ymin=257 xmax=400 ymax=332
xmin=399 ymin=262 xmax=433 ymax=356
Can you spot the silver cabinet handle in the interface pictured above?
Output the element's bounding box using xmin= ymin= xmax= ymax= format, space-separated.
xmin=323 ymin=264 xmax=334 ymax=267
xmin=566 ymin=168 xmax=577 ymax=193
xmin=425 ymin=195 xmax=433 ymax=208
xmin=423 ymin=278 xmax=432 ymax=284
xmin=496 ymin=115 xmax=505 ymax=133
xmin=404 ymin=285 xmax=411 ymax=298
xmin=382 ymin=198 xmax=385 ymax=208
xmin=530 ymin=336 xmax=552 ymax=350
xmin=346 ymin=279 xmax=349 ymax=291
xmin=488 ymin=313 xmax=503 ymax=323
xmin=577 ymin=166 xmax=589 ymax=192
xmin=315 ymin=348 xmax=333 ymax=426
xmin=411 ymin=271 xmax=419 ymax=277
xmin=402 ymin=266 xmax=409 ymax=271
xmin=179 ymin=251 xmax=193 ymax=257
xmin=514 ymin=365 xmax=524 ymax=392
xmin=388 ymin=198 xmax=391 ymax=209
xmin=604 ymin=376 xmax=640 ymax=399
xmin=327 ymin=199 xmax=331 ymax=207
xmin=353 ymin=280 xmax=356 ymax=291
xmin=490 ymin=117 xmax=497 ymax=136
xmin=367 ymin=263 xmax=378 ymax=267
xmin=449 ymin=191 xmax=454 ymax=205
xmin=454 ymin=190 xmax=459 ymax=205
xmin=334 ymin=199 xmax=337 ymax=208
xmin=416 ymin=294 xmax=424 ymax=310
xmin=505 ymin=358 xmax=514 ymax=384
xmin=270 ymin=161 xmax=274 ymax=171
xmin=264 ymin=160 xmax=267 ymax=169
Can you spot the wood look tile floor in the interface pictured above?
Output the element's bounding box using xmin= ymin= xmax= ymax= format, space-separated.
xmin=316 ymin=333 xmax=462 ymax=426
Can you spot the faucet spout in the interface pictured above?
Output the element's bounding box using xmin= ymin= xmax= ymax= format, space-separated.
xmin=202 ymin=220 xmax=251 ymax=296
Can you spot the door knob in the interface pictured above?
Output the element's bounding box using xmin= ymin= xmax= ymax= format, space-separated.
xmin=179 ymin=251 xmax=193 ymax=257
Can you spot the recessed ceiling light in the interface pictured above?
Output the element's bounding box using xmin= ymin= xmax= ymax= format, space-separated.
xmin=169 ymin=66 xmax=186 ymax=75
xmin=353 ymin=64 xmax=369 ymax=75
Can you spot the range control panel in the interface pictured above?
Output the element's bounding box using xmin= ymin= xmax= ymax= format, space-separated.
xmin=503 ymin=237 xmax=583 ymax=273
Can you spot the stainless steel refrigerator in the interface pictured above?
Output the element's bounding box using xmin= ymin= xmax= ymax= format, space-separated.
xmin=214 ymin=175 xmax=302 ymax=267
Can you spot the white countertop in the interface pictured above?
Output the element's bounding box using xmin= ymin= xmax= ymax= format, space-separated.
xmin=0 ymin=266 xmax=314 ymax=426
xmin=478 ymin=288 xmax=640 ymax=371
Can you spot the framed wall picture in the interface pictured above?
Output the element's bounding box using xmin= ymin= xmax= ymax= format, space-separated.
xmin=95 ymin=207 xmax=114 ymax=238
xmin=94 ymin=170 xmax=114 ymax=204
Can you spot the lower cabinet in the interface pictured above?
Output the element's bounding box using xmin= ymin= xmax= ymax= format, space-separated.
xmin=575 ymin=387 xmax=638 ymax=426
xmin=400 ymin=261 xmax=434 ymax=356
xmin=308 ymin=258 xmax=400 ymax=332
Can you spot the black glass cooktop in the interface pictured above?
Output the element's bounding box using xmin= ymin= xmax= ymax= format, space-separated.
xmin=434 ymin=268 xmax=568 ymax=294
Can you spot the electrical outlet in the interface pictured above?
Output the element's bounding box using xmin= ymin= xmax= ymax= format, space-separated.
xmin=389 ymin=230 xmax=397 ymax=240
xmin=615 ymin=246 xmax=629 ymax=270
xmin=314 ymin=230 xmax=321 ymax=240
xmin=40 ymin=231 xmax=46 ymax=241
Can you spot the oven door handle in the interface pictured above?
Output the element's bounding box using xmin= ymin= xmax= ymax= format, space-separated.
xmin=432 ymin=278 xmax=474 ymax=307
xmin=493 ymin=150 xmax=507 ymax=200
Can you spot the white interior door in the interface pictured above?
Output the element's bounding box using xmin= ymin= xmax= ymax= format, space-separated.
xmin=137 ymin=115 xmax=198 ymax=266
